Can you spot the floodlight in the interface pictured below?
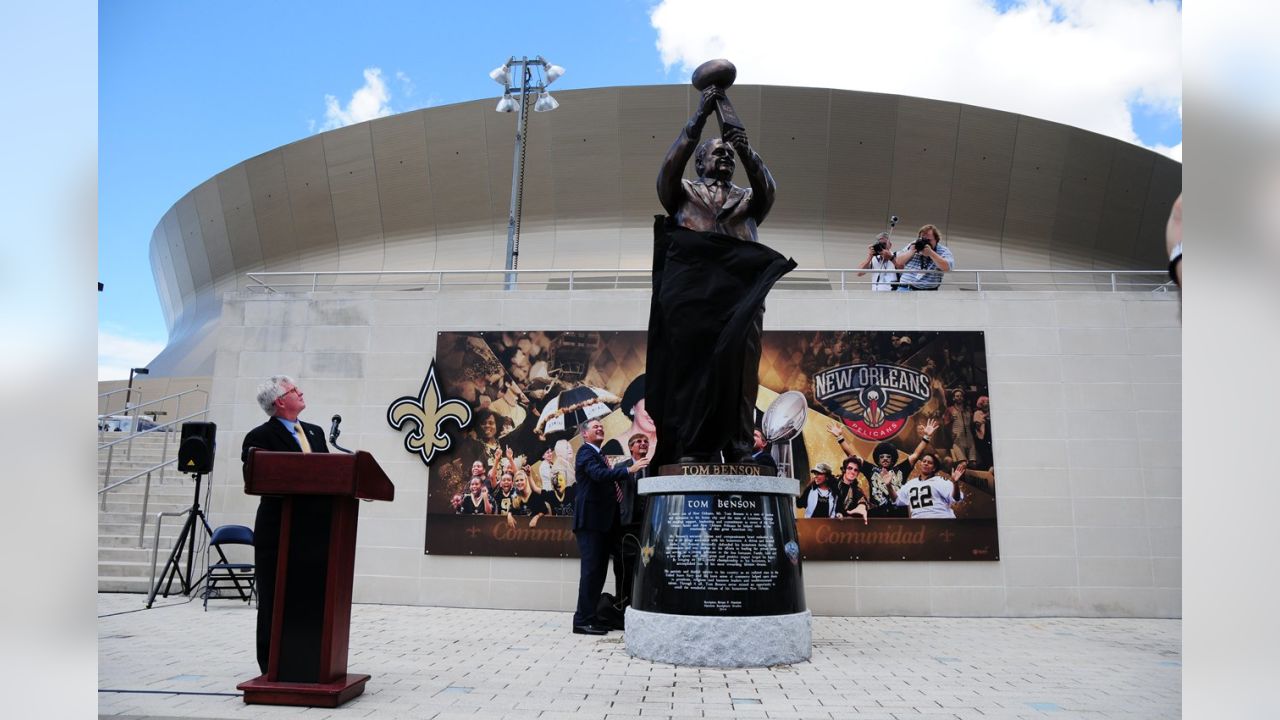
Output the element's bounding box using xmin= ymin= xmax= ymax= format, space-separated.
xmin=495 ymin=93 xmax=519 ymax=113
xmin=494 ymin=54 xmax=565 ymax=291
xmin=533 ymin=91 xmax=559 ymax=112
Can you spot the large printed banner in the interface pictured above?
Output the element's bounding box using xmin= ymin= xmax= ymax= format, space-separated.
xmin=416 ymin=330 xmax=997 ymax=561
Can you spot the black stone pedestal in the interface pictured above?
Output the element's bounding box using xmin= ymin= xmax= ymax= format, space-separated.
xmin=624 ymin=473 xmax=812 ymax=667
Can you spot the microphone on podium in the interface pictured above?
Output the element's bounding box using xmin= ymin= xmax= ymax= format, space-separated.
xmin=329 ymin=414 xmax=353 ymax=454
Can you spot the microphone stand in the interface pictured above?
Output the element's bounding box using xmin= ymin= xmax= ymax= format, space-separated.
xmin=330 ymin=433 xmax=353 ymax=454
xmin=330 ymin=417 xmax=354 ymax=454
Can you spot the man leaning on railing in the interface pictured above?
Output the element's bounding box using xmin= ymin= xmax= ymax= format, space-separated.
xmin=894 ymin=224 xmax=954 ymax=291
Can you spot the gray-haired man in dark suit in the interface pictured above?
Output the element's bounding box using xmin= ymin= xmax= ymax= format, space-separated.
xmin=240 ymin=375 xmax=329 ymax=674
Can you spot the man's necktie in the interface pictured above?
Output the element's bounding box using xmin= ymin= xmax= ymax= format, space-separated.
xmin=600 ymin=446 xmax=623 ymax=504
xmin=293 ymin=424 xmax=312 ymax=453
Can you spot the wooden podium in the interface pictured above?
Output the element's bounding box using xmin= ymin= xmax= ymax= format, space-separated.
xmin=236 ymin=450 xmax=394 ymax=707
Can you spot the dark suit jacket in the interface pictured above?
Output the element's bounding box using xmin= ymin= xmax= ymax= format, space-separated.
xmin=241 ymin=416 xmax=331 ymax=557
xmin=242 ymin=416 xmax=330 ymax=462
xmin=751 ymin=449 xmax=778 ymax=473
xmin=573 ymin=443 xmax=629 ymax=533
xmin=614 ymin=458 xmax=648 ymax=526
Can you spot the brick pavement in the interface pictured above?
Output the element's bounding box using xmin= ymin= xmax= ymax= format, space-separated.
xmin=98 ymin=594 xmax=1179 ymax=719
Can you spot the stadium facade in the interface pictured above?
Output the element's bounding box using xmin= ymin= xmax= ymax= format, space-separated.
xmin=113 ymin=85 xmax=1181 ymax=617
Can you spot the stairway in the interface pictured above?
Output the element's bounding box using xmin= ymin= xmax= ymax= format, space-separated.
xmin=97 ymin=432 xmax=204 ymax=594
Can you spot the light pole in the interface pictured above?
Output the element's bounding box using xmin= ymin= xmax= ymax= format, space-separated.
xmin=125 ymin=366 xmax=149 ymax=459
xmin=125 ymin=366 xmax=149 ymax=414
xmin=490 ymin=55 xmax=564 ymax=291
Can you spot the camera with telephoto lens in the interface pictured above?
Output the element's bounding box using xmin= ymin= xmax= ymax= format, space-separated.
xmin=871 ymin=241 xmax=886 ymax=254
xmin=914 ymin=236 xmax=929 ymax=251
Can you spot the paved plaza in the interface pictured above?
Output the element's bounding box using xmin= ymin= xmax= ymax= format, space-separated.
xmin=98 ymin=593 xmax=1180 ymax=719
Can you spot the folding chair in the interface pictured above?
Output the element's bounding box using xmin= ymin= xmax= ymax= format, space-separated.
xmin=203 ymin=524 xmax=255 ymax=610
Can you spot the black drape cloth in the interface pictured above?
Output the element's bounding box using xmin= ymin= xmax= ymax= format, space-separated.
xmin=645 ymin=216 xmax=796 ymax=466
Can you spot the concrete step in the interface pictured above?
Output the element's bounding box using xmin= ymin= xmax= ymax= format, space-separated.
xmin=97 ymin=442 xmax=170 ymax=450
xmin=98 ymin=498 xmax=200 ymax=513
xmin=97 ymin=509 xmax=199 ymax=524
xmin=98 ymin=479 xmax=193 ymax=489
xmin=97 ymin=577 xmax=205 ymax=595
xmin=99 ymin=521 xmax=190 ymax=536
xmin=99 ymin=546 xmax=157 ymax=562
xmin=99 ymin=559 xmax=169 ymax=578
xmin=98 ymin=558 xmax=227 ymax=578
xmin=97 ymin=449 xmax=171 ymax=460
xmin=100 ymin=544 xmax=253 ymax=563
xmin=97 ymin=488 xmax=198 ymax=502
xmin=98 ymin=533 xmax=178 ymax=548
xmin=96 ymin=466 xmax=174 ymax=477
xmin=98 ymin=577 xmax=153 ymax=594
xmin=98 ymin=441 xmax=175 ymax=449
xmin=96 ymin=467 xmax=177 ymax=480
xmin=96 ymin=475 xmax=179 ymax=487
xmin=97 ymin=451 xmax=173 ymax=463
xmin=97 ymin=488 xmax=188 ymax=503
xmin=97 ymin=510 xmax=194 ymax=525
xmin=95 ymin=465 xmax=176 ymax=477
xmin=97 ymin=561 xmax=213 ymax=596
xmin=100 ymin=474 xmax=191 ymax=483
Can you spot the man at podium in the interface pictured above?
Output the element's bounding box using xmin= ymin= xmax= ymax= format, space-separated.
xmin=241 ymin=375 xmax=330 ymax=674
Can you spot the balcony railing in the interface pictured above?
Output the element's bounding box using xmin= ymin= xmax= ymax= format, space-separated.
xmin=246 ymin=268 xmax=1175 ymax=295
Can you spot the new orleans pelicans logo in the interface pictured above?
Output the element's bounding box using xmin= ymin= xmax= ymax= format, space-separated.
xmin=387 ymin=360 xmax=472 ymax=465
xmin=813 ymin=363 xmax=931 ymax=441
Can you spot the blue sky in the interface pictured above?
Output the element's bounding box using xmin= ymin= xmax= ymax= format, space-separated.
xmin=98 ymin=0 xmax=1182 ymax=379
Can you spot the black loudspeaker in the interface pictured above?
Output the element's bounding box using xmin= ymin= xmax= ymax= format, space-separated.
xmin=178 ymin=421 xmax=217 ymax=474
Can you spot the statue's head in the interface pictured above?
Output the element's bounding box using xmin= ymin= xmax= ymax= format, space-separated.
xmin=694 ymin=138 xmax=735 ymax=181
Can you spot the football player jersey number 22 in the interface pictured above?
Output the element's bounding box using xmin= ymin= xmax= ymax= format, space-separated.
xmin=908 ymin=485 xmax=934 ymax=510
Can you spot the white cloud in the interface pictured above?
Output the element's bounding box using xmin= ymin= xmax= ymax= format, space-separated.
xmin=395 ymin=70 xmax=415 ymax=97
xmin=650 ymin=0 xmax=1180 ymax=155
xmin=1153 ymin=142 xmax=1182 ymax=162
xmin=320 ymin=68 xmax=397 ymax=131
xmin=98 ymin=329 xmax=165 ymax=382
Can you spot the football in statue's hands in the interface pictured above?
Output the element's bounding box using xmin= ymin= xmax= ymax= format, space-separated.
xmin=692 ymin=59 xmax=737 ymax=90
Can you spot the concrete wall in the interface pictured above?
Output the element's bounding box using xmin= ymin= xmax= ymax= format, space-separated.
xmin=205 ymin=288 xmax=1181 ymax=618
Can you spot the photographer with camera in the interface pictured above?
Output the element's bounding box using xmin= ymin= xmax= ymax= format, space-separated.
xmin=894 ymin=224 xmax=954 ymax=291
xmin=857 ymin=231 xmax=898 ymax=291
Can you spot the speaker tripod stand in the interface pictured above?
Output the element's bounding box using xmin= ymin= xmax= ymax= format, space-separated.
xmin=146 ymin=472 xmax=236 ymax=608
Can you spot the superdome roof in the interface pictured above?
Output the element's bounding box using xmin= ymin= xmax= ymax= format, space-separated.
xmin=147 ymin=84 xmax=1181 ymax=376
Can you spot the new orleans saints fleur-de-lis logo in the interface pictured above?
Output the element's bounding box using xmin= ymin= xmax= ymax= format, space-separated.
xmin=387 ymin=360 xmax=472 ymax=465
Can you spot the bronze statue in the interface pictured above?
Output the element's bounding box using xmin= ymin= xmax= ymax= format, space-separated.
xmin=657 ymin=59 xmax=775 ymax=241
xmin=646 ymin=59 xmax=796 ymax=468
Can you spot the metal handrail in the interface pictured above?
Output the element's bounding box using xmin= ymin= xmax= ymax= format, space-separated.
xmin=98 ymin=388 xmax=143 ymax=439
xmin=99 ymin=388 xmax=207 ymax=464
xmin=146 ymin=508 xmax=193 ymax=608
xmin=98 ymin=458 xmax=178 ymax=495
xmin=99 ymin=407 xmax=209 ymax=510
xmin=99 ymin=388 xmax=209 ymax=433
xmin=97 ymin=388 xmax=208 ymax=445
xmin=244 ymin=267 xmax=1172 ymax=294
xmin=98 ymin=458 xmax=179 ymax=546
xmin=98 ymin=386 xmax=144 ymax=411
xmin=99 ymin=387 xmax=207 ymax=460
